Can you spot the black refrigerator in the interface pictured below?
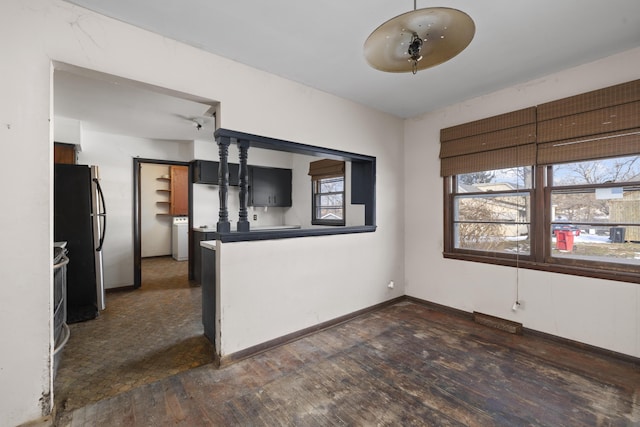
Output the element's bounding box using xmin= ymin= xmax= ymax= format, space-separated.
xmin=54 ymin=164 xmax=107 ymax=323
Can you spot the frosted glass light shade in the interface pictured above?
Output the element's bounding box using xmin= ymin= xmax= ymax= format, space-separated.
xmin=364 ymin=7 xmax=475 ymax=73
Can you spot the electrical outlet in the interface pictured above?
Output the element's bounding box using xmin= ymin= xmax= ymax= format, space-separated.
xmin=253 ymin=214 xmax=258 ymax=221
xmin=512 ymin=300 xmax=525 ymax=311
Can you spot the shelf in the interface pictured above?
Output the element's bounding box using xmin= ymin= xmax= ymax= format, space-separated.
xmin=157 ymin=174 xmax=171 ymax=215
xmin=155 ymin=167 xmax=188 ymax=217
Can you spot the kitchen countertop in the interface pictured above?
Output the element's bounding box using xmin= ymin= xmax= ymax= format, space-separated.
xmin=203 ymin=225 xmax=377 ymax=243
xmin=200 ymin=240 xmax=217 ymax=250
xmin=193 ymin=225 xmax=301 ymax=232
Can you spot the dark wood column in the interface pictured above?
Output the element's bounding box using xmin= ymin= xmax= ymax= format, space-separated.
xmin=237 ymin=139 xmax=250 ymax=232
xmin=216 ymin=136 xmax=231 ymax=233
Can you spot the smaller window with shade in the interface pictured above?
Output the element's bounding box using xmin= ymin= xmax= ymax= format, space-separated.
xmin=309 ymin=159 xmax=346 ymax=226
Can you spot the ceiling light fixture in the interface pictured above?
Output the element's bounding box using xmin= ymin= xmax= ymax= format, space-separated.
xmin=364 ymin=1 xmax=475 ymax=74
xmin=192 ymin=118 xmax=203 ymax=130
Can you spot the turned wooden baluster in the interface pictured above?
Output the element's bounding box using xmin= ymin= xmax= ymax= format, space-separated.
xmin=237 ymin=139 xmax=250 ymax=232
xmin=216 ymin=136 xmax=231 ymax=233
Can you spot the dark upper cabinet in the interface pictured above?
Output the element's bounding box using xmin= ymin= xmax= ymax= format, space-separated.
xmin=249 ymin=166 xmax=292 ymax=207
xmin=192 ymin=160 xmax=239 ymax=186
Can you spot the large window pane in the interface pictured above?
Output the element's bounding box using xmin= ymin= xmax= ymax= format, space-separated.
xmin=454 ymin=193 xmax=530 ymax=254
xmin=550 ymin=185 xmax=640 ymax=262
xmin=551 ymin=187 xmax=640 ymax=224
xmin=552 ymin=155 xmax=640 ymax=185
xmin=456 ymin=194 xmax=530 ymax=222
xmin=315 ymin=207 xmax=343 ymax=220
xmin=320 ymin=177 xmax=344 ymax=192
xmin=552 ymin=225 xmax=640 ymax=265
xmin=457 ymin=166 xmax=532 ymax=192
xmin=454 ymin=223 xmax=530 ymax=254
xmin=318 ymin=194 xmax=343 ymax=206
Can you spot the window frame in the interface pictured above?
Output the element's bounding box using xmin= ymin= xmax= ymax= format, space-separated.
xmin=311 ymin=174 xmax=346 ymax=226
xmin=443 ymin=163 xmax=640 ymax=284
xmin=448 ymin=174 xmax=534 ymax=261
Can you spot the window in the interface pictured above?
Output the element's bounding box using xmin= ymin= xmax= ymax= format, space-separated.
xmin=441 ymin=79 xmax=640 ymax=283
xmin=312 ymin=175 xmax=345 ymax=225
xmin=453 ymin=167 xmax=532 ymax=256
xmin=309 ymin=159 xmax=345 ymax=226
xmin=548 ymin=156 xmax=640 ymax=265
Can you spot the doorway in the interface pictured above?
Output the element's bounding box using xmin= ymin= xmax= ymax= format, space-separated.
xmin=133 ymin=158 xmax=191 ymax=288
xmin=53 ymin=64 xmax=219 ymax=415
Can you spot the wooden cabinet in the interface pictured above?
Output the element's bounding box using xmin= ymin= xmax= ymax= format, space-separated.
xmin=156 ymin=166 xmax=188 ymax=216
xmin=170 ymin=166 xmax=188 ymax=215
xmin=54 ymin=143 xmax=76 ymax=164
xmin=249 ymin=166 xmax=292 ymax=207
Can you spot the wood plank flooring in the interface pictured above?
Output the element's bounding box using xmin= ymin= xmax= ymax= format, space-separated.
xmin=59 ymin=301 xmax=640 ymax=426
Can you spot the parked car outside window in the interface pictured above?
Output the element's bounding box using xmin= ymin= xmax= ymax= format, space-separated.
xmin=551 ymin=223 xmax=581 ymax=236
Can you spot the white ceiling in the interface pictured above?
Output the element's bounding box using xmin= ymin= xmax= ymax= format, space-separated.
xmin=55 ymin=67 xmax=217 ymax=141
xmin=57 ymin=0 xmax=640 ymax=140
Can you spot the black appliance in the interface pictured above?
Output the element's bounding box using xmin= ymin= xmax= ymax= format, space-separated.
xmin=54 ymin=164 xmax=106 ymax=323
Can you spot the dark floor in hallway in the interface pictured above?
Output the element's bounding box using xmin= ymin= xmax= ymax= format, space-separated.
xmin=58 ymin=300 xmax=640 ymax=426
xmin=54 ymin=256 xmax=214 ymax=419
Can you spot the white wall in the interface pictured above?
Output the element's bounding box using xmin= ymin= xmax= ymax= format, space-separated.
xmin=0 ymin=1 xmax=403 ymax=424
xmin=54 ymin=116 xmax=81 ymax=146
xmin=76 ymin=131 xmax=192 ymax=288
xmin=141 ymin=163 xmax=172 ymax=257
xmin=217 ymin=231 xmax=403 ymax=356
xmin=404 ymin=47 xmax=640 ymax=359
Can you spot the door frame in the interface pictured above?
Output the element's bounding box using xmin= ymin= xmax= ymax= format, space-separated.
xmin=133 ymin=158 xmax=191 ymax=288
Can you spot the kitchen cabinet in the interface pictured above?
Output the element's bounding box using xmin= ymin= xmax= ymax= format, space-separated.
xmin=191 ymin=230 xmax=217 ymax=284
xmin=192 ymin=159 xmax=239 ymax=186
xmin=201 ymin=242 xmax=216 ymax=344
xmin=156 ymin=166 xmax=188 ymax=216
xmin=54 ymin=142 xmax=76 ymax=164
xmin=170 ymin=166 xmax=188 ymax=215
xmin=249 ymin=166 xmax=292 ymax=207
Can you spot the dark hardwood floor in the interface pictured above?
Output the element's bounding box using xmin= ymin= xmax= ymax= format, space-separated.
xmin=59 ymin=301 xmax=640 ymax=426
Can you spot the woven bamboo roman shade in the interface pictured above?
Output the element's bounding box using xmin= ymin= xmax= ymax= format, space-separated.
xmin=537 ymin=79 xmax=640 ymax=164
xmin=308 ymin=159 xmax=345 ymax=179
xmin=439 ymin=107 xmax=536 ymax=176
xmin=440 ymin=79 xmax=640 ymax=176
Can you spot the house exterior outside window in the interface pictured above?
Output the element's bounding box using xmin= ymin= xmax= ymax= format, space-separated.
xmin=445 ymin=158 xmax=640 ymax=280
xmin=440 ymin=79 xmax=640 ymax=284
xmin=452 ymin=167 xmax=532 ymax=256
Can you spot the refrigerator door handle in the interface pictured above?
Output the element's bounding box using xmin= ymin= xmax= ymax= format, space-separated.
xmin=93 ymin=177 xmax=107 ymax=252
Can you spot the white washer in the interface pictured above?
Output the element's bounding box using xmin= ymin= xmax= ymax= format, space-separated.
xmin=172 ymin=217 xmax=189 ymax=261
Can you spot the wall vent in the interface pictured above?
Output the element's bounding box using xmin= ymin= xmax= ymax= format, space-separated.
xmin=473 ymin=312 xmax=523 ymax=335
